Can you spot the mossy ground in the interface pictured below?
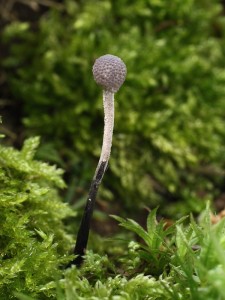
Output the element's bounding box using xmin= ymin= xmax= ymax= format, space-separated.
xmin=1 ymin=0 xmax=225 ymax=299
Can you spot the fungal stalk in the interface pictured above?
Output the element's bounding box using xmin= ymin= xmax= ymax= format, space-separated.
xmin=70 ymin=54 xmax=126 ymax=267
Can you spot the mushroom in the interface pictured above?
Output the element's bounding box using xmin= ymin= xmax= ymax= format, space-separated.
xmin=70 ymin=54 xmax=127 ymax=266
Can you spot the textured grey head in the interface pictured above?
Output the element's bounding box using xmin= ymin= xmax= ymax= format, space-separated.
xmin=92 ymin=54 xmax=127 ymax=93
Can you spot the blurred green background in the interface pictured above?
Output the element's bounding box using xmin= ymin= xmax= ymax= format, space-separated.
xmin=1 ymin=0 xmax=225 ymax=222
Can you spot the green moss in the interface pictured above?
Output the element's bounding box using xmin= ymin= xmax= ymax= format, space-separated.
xmin=18 ymin=206 xmax=225 ymax=300
xmin=1 ymin=142 xmax=225 ymax=300
xmin=0 ymin=137 xmax=74 ymax=298
xmin=2 ymin=0 xmax=225 ymax=216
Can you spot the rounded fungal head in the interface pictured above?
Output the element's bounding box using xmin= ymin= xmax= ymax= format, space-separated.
xmin=92 ymin=54 xmax=127 ymax=93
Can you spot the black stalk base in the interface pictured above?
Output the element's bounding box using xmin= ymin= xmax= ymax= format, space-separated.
xmin=67 ymin=161 xmax=107 ymax=268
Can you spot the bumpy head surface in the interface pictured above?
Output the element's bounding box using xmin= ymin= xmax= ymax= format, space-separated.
xmin=92 ymin=54 xmax=127 ymax=93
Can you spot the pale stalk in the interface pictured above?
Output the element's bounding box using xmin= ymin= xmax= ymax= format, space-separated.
xmin=70 ymin=90 xmax=114 ymax=266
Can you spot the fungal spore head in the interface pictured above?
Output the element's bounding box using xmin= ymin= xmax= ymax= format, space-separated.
xmin=92 ymin=54 xmax=127 ymax=93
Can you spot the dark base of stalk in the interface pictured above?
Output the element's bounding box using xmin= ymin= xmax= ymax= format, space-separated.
xmin=66 ymin=253 xmax=84 ymax=268
xmin=67 ymin=161 xmax=107 ymax=268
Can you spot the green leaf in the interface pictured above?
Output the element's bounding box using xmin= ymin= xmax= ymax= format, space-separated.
xmin=111 ymin=215 xmax=151 ymax=247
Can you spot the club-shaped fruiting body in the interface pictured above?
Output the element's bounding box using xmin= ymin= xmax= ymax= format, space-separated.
xmin=93 ymin=54 xmax=127 ymax=93
xmin=70 ymin=54 xmax=126 ymax=267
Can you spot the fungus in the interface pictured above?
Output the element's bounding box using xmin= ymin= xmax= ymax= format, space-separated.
xmin=70 ymin=54 xmax=126 ymax=266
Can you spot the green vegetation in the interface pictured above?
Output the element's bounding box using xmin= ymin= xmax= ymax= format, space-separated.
xmin=0 ymin=136 xmax=225 ymax=298
xmin=13 ymin=206 xmax=225 ymax=299
xmin=0 ymin=137 xmax=74 ymax=298
xmin=1 ymin=0 xmax=225 ymax=299
xmin=3 ymin=0 xmax=225 ymax=215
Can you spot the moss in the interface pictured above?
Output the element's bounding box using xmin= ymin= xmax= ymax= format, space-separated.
xmin=2 ymin=0 xmax=225 ymax=215
xmin=0 ymin=137 xmax=74 ymax=298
